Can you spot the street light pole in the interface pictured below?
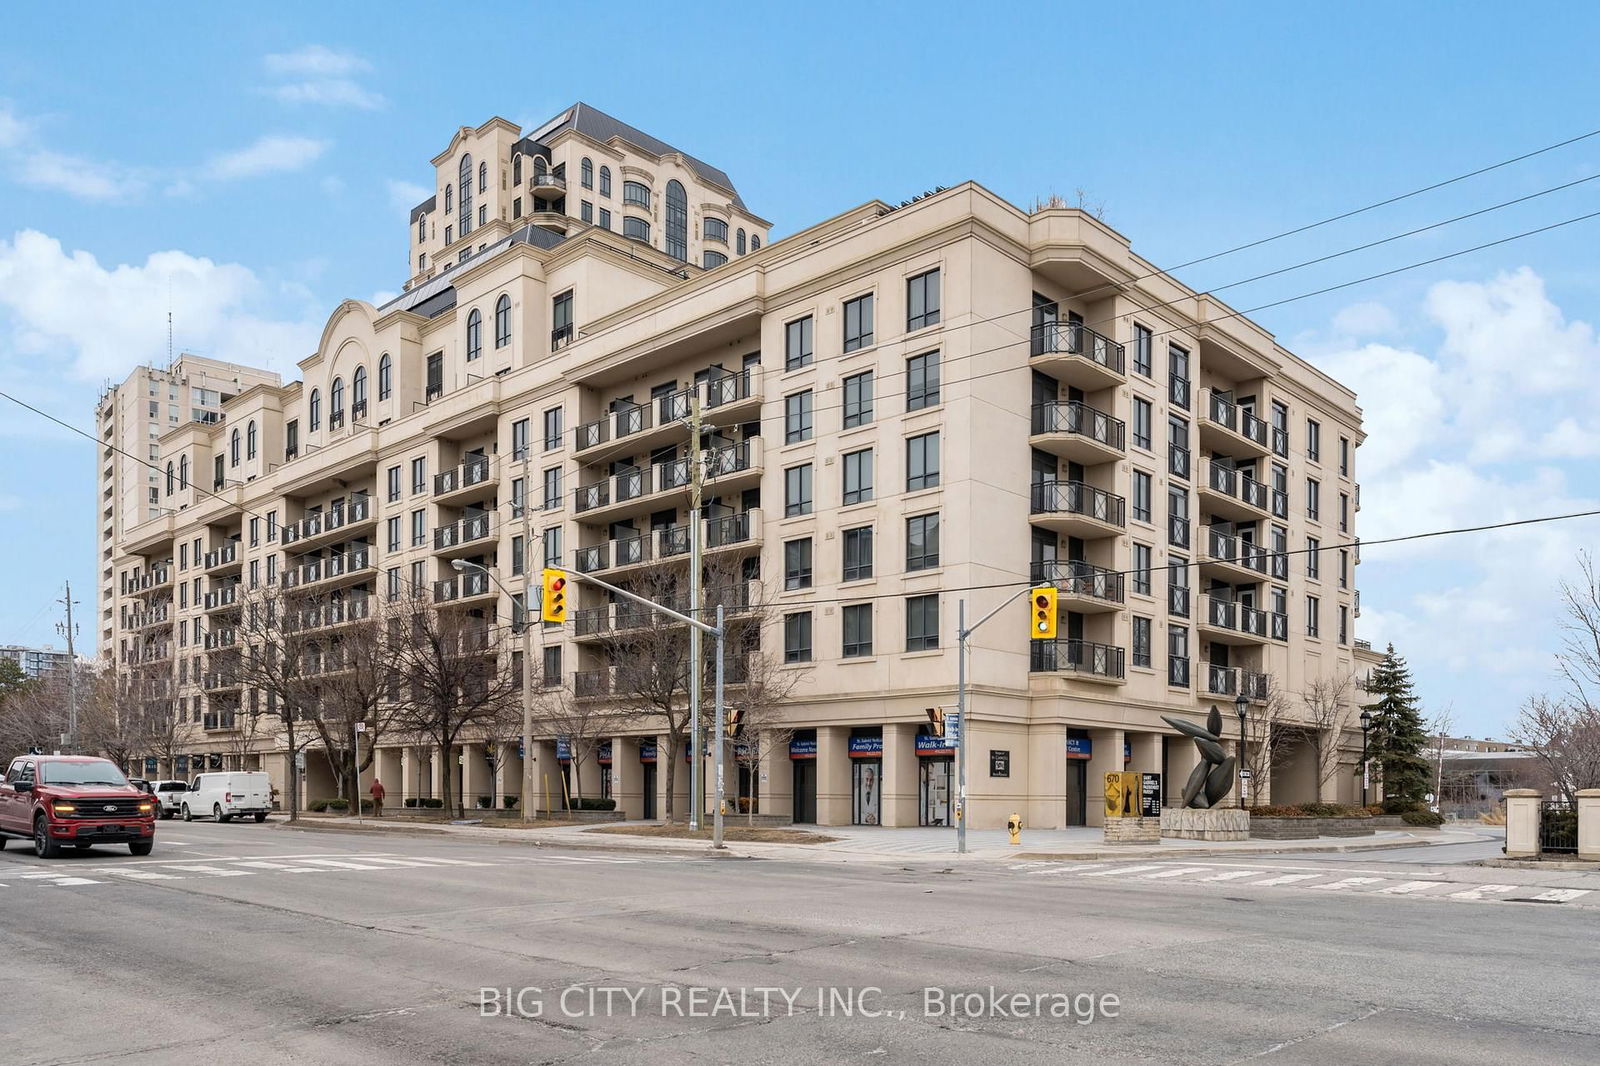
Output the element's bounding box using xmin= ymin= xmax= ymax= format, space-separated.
xmin=1235 ymin=692 xmax=1249 ymax=810
xmin=1360 ymin=709 xmax=1373 ymax=807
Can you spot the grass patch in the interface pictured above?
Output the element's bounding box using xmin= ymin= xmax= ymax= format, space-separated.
xmin=293 ymin=812 xmax=584 ymax=829
xmin=583 ymin=824 xmax=839 ymax=845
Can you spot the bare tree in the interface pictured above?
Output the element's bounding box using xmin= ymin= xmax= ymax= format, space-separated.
xmin=532 ymin=681 xmax=627 ymax=809
xmin=1242 ymin=681 xmax=1295 ymax=805
xmin=1426 ymin=705 xmax=1456 ymax=809
xmin=0 ymin=665 xmax=58 ymax=757
xmin=233 ymin=583 xmax=330 ymax=821
xmin=1510 ymin=552 xmax=1600 ymax=803
xmin=727 ymin=629 xmax=806 ymax=824
xmin=299 ymin=592 xmax=399 ymax=802
xmin=387 ymin=595 xmax=521 ymax=820
xmin=1301 ymin=672 xmax=1358 ymax=800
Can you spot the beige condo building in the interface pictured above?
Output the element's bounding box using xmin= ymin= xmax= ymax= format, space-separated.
xmin=104 ymin=102 xmax=1374 ymax=828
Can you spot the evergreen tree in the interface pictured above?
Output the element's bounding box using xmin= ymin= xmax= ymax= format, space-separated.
xmin=1363 ymin=643 xmax=1430 ymax=806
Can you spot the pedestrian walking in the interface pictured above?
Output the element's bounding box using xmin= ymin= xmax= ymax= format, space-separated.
xmin=370 ymin=777 xmax=386 ymax=817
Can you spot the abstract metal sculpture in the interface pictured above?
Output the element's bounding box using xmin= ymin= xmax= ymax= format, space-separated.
xmin=1161 ymin=705 xmax=1237 ymax=809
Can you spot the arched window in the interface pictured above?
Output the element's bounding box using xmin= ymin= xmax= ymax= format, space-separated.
xmin=445 ymin=184 xmax=452 ymax=214
xmin=246 ymin=420 xmax=257 ymax=460
xmin=378 ymin=353 xmax=392 ymax=400
xmin=309 ymin=387 xmax=321 ymax=431
xmin=417 ymin=214 xmax=426 ymax=243
xmin=703 ymin=217 xmax=728 ymax=243
xmin=703 ymin=250 xmax=728 ymax=269
xmin=458 ymin=155 xmax=474 ymax=236
xmin=599 ymin=166 xmax=612 ymax=198
xmin=330 ymin=377 xmax=344 ymax=426
xmin=581 ymin=157 xmax=593 ymax=189
xmin=737 ymin=228 xmax=747 ymax=255
xmin=478 ymin=161 xmax=487 ymax=193
xmin=512 ymin=154 xmax=522 ymax=186
xmin=230 ymin=428 xmax=240 ymax=467
xmin=623 ymin=217 xmax=651 ymax=243
xmin=624 ymin=180 xmax=651 ymax=209
xmin=165 ymin=461 xmax=174 ymax=496
xmin=352 ymin=366 xmax=368 ymax=414
xmin=466 ymin=309 xmax=482 ymax=361
xmin=179 ymin=455 xmax=189 ymax=489
xmin=751 ymin=234 xmax=761 ymax=250
xmin=494 ymin=294 xmax=511 ymax=349
xmin=664 ymin=181 xmax=687 ymax=261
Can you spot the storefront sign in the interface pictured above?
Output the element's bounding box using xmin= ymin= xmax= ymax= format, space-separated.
xmin=1124 ymin=740 xmax=1132 ymax=764
xmin=989 ymin=750 xmax=1010 ymax=777
xmin=732 ymin=741 xmax=755 ymax=759
xmin=945 ymin=711 xmax=961 ymax=745
xmin=556 ymin=738 xmax=571 ymax=763
xmin=1140 ymin=772 xmax=1162 ymax=817
xmin=597 ymin=741 xmax=612 ymax=766
xmin=144 ymin=757 xmax=158 ymax=776
xmin=1066 ymin=736 xmax=1093 ymax=760
xmin=788 ymin=737 xmax=817 ymax=760
xmin=915 ymin=734 xmax=955 ymax=757
xmin=639 ymin=741 xmax=657 ymax=764
xmin=175 ymin=755 xmax=189 ymax=775
xmin=848 ymin=735 xmax=883 ymax=759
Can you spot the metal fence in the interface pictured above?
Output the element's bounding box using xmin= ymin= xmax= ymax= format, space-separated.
xmin=1540 ymin=801 xmax=1578 ymax=854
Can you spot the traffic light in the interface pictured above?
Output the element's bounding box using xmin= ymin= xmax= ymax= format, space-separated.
xmin=926 ymin=707 xmax=945 ymax=738
xmin=726 ymin=708 xmax=744 ymax=739
xmin=540 ymin=569 xmax=568 ymax=624
xmin=1030 ymin=586 xmax=1058 ymax=640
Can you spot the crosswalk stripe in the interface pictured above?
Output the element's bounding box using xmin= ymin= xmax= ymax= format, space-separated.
xmin=109 ymin=870 xmax=182 ymax=880
xmin=1378 ymin=881 xmax=1450 ymax=895
xmin=162 ymin=864 xmax=253 ymax=877
xmin=1142 ymin=867 xmax=1212 ymax=880
xmin=1080 ymin=865 xmax=1165 ymax=877
xmin=233 ymin=861 xmax=320 ymax=873
xmin=334 ymin=857 xmax=440 ymax=868
xmin=295 ymin=858 xmax=396 ymax=871
xmin=1250 ymin=873 xmax=1322 ymax=887
xmin=1197 ymin=870 xmax=1263 ymax=882
xmin=44 ymin=877 xmax=104 ymax=886
xmin=1449 ymin=884 xmax=1517 ymax=900
xmin=1310 ymin=877 xmax=1384 ymax=891
xmin=1522 ymin=889 xmax=1591 ymax=903
xmin=395 ymin=856 xmax=494 ymax=867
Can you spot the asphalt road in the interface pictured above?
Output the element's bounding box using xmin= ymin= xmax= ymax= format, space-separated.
xmin=0 ymin=819 xmax=1594 ymax=1065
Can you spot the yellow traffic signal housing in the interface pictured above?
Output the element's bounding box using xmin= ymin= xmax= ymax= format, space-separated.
xmin=1030 ymin=586 xmax=1058 ymax=640
xmin=727 ymin=708 xmax=744 ymax=738
xmin=926 ymin=707 xmax=945 ymax=738
xmin=541 ymin=569 xmax=569 ymax=623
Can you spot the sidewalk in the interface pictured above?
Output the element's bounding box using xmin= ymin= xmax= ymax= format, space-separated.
xmin=277 ymin=816 xmax=1478 ymax=864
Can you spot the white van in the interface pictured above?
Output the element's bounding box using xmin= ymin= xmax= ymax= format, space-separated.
xmin=182 ymin=772 xmax=272 ymax=823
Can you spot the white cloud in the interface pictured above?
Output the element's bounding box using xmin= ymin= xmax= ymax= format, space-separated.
xmin=204 ymin=135 xmax=329 ymax=180
xmin=1331 ymin=300 xmax=1397 ymax=337
xmin=263 ymin=46 xmax=385 ymax=109
xmin=387 ymin=179 xmax=431 ymax=212
xmin=0 ymin=101 xmax=28 ymax=149
xmin=15 ymin=148 xmax=132 ymax=201
xmin=0 ymin=229 xmax=321 ymax=383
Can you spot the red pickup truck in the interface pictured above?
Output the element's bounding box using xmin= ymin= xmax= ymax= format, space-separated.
xmin=0 ymin=755 xmax=157 ymax=858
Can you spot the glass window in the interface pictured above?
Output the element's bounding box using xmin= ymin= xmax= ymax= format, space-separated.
xmin=665 ymin=180 xmax=688 ymax=261
xmin=1133 ymin=323 xmax=1153 ymax=377
xmin=842 ymin=603 xmax=873 ymax=658
xmin=751 ymin=234 xmax=761 ymax=250
xmin=1307 ymin=537 xmax=1321 ymax=579
xmin=843 ymin=370 xmax=874 ymax=428
xmin=785 ymin=316 xmax=814 ymax=370
xmin=1306 ymin=595 xmax=1321 ymax=637
xmin=785 ymin=391 xmax=813 ymax=443
xmin=552 ymin=291 xmax=574 ymax=347
xmin=458 ymin=155 xmax=473 ymax=235
xmin=511 ymin=418 xmax=529 ymax=460
xmin=1307 ymin=478 xmax=1321 ymax=520
xmin=378 ymin=354 xmax=392 ymax=400
xmin=411 ymin=456 xmax=426 ymax=493
xmin=784 ymin=538 xmax=813 ymax=590
xmin=906 ymin=594 xmax=940 ymax=651
xmin=704 ymin=217 xmax=728 ymax=242
xmin=1132 ymin=616 xmax=1152 ymax=668
xmin=1339 ymin=492 xmax=1349 ymax=532
xmin=308 ymin=388 xmax=321 ymax=431
xmin=784 ymin=612 xmax=812 ymax=663
xmin=1168 ymin=624 xmax=1189 ymax=685
xmin=906 ymin=350 xmax=940 ymax=410
xmin=580 ymin=200 xmax=592 ymax=223
xmin=906 ymin=432 xmax=940 ymax=491
xmin=466 ymin=309 xmax=482 ymax=361
xmin=1306 ymin=419 xmax=1321 ymax=462
xmin=599 ymin=166 xmax=611 ymax=197
xmin=542 ymin=467 xmax=562 ymax=510
xmin=1339 ymin=548 xmax=1349 ymax=588
xmin=1271 ymin=400 xmax=1290 ymax=457
xmin=1133 ymin=543 xmax=1152 ymax=595
xmin=495 ymin=294 xmax=512 ymax=348
xmin=1133 ymin=398 xmax=1152 ymax=450
xmin=411 ymin=509 xmax=426 ymax=546
xmin=478 ymin=161 xmax=487 ymax=194
xmin=623 ymin=181 xmax=650 ymax=208
xmin=246 ymin=420 xmax=257 ymax=459
xmin=543 ymin=527 xmax=563 ymax=568
xmin=543 ymin=407 xmax=563 ymax=451
xmin=843 ymin=293 xmax=874 ymax=352
xmin=387 ymin=465 xmax=401 ymax=501
xmin=842 ymin=448 xmax=874 ymax=505
xmin=906 ymin=269 xmax=940 ymax=331
xmin=1168 ymin=344 xmax=1190 ymax=408
xmin=703 ymin=250 xmax=727 ymax=269
xmin=581 ymin=157 xmax=593 ymax=189
xmin=736 ymin=228 xmax=747 ymax=255
xmin=623 ymin=217 xmax=650 ymax=243
xmin=843 ymin=526 xmax=873 ymax=581
xmin=417 ymin=214 xmax=426 ymax=243
xmin=907 ymin=513 xmax=940 ymax=570
xmin=230 ymin=428 xmax=240 ymax=467
xmin=785 ymin=464 xmax=813 ymax=516
xmin=598 ymin=207 xmax=611 ymax=231
xmin=1133 ymin=470 xmax=1152 ymax=523
xmin=1339 ymin=437 xmax=1350 ymax=476
xmin=386 ymin=516 xmax=401 ymax=552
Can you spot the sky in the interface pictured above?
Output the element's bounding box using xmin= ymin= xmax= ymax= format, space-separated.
xmin=3 ymin=1 xmax=1599 ymax=740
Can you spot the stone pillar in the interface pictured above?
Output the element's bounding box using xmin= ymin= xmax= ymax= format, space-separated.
xmin=760 ymin=734 xmax=793 ymax=821
xmin=1577 ymin=789 xmax=1600 ymax=862
xmin=400 ymin=746 xmax=421 ymax=807
xmin=430 ymin=746 xmax=446 ymax=804
xmin=816 ymin=726 xmax=852 ymax=826
xmin=1028 ymin=723 xmax=1067 ymax=829
xmin=1085 ymin=728 xmax=1125 ymax=827
xmin=534 ymin=740 xmax=560 ymax=814
xmin=376 ymin=747 xmax=402 ymax=810
xmin=613 ymin=737 xmax=644 ymax=819
xmin=1127 ymin=732 xmax=1162 ymax=774
xmin=1164 ymin=735 xmax=1202 ymax=808
xmin=460 ymin=743 xmax=488 ymax=813
xmin=664 ymin=734 xmax=689 ymax=823
xmin=880 ymin=723 xmax=919 ymax=827
xmin=1503 ymin=789 xmax=1542 ymax=859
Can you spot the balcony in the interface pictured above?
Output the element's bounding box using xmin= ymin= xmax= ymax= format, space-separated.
xmin=1203 ymin=664 xmax=1270 ymax=701
xmin=1029 ymin=560 xmax=1124 ymax=613
xmin=127 ymin=642 xmax=172 ymax=665
xmin=434 ymin=455 xmax=495 ymax=505
xmin=573 ymin=440 xmax=761 ymax=523
xmin=202 ymin=711 xmax=238 ymax=732
xmin=1168 ymin=584 xmax=1191 ymax=619
xmin=202 ymin=584 xmax=240 ymax=613
xmin=1197 ymin=595 xmax=1272 ymax=646
xmin=1196 ymin=458 xmax=1270 ymax=522
xmin=282 ymin=547 xmax=374 ymax=592
xmin=1029 ymin=322 xmax=1126 ymax=391
xmin=281 ymin=494 xmax=374 ymax=549
xmin=128 ymin=605 xmax=171 ymax=630
xmin=572 ymin=582 xmax=754 ymax=641
xmin=1198 ymin=526 xmax=1270 ymax=584
xmin=1029 ymin=480 xmax=1125 ymax=538
xmin=573 ymin=509 xmax=762 ymax=577
xmin=203 ymin=628 xmax=237 ymax=651
xmin=1198 ymin=388 xmax=1270 ymax=458
xmin=433 ymin=513 xmax=495 ymax=558
xmin=1029 ymin=401 xmax=1125 ymax=465
xmin=574 ymin=370 xmax=761 ymax=456
xmin=1028 ymin=639 xmax=1126 ymax=683
xmin=128 ymin=566 xmax=172 ymax=595
xmin=433 ymin=570 xmax=495 ymax=604
xmin=290 ymin=594 xmax=373 ymax=632
xmin=203 ymin=544 xmax=240 ymax=573
xmin=575 ymin=655 xmax=752 ymax=701
xmin=530 ymin=172 xmax=566 ymax=198
xmin=202 ymin=668 xmax=241 ymax=693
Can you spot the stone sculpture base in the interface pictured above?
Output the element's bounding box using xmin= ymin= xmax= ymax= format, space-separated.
xmin=1102 ymin=817 xmax=1161 ymax=845
xmin=1160 ymin=807 xmax=1250 ymax=842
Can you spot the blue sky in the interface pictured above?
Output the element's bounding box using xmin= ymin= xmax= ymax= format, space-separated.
xmin=3 ymin=2 xmax=1599 ymax=739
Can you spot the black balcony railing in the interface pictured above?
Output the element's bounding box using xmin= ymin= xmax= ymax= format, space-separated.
xmin=704 ymin=368 xmax=756 ymax=410
xmin=434 ymin=455 xmax=492 ymax=496
xmin=1169 ymin=515 xmax=1191 ymax=549
xmin=1169 ymin=656 xmax=1190 ymax=687
xmin=1031 ymin=401 xmax=1126 ymax=453
xmin=1030 ymin=560 xmax=1125 ymax=604
xmin=1029 ymin=639 xmax=1125 ymax=679
xmin=1206 ymin=663 xmax=1238 ymax=696
xmin=551 ymin=323 xmax=574 ymax=350
xmin=434 ymin=513 xmax=492 ymax=550
xmin=706 ymin=511 xmax=752 ymax=548
xmin=1030 ymin=480 xmax=1126 ymax=528
xmin=1168 ymin=585 xmax=1190 ymax=618
xmin=1029 ymin=322 xmax=1126 ymax=376
xmin=1169 ymin=375 xmax=1191 ymax=410
xmin=1169 ymin=444 xmax=1191 ymax=480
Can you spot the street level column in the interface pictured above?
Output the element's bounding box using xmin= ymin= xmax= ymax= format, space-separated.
xmin=1085 ymin=728 xmax=1125 ymax=827
xmin=760 ymin=733 xmax=792 ymax=821
xmin=613 ymin=736 xmax=644 ymax=819
xmin=880 ymin=723 xmax=918 ymax=827
xmin=816 ymin=726 xmax=851 ymax=826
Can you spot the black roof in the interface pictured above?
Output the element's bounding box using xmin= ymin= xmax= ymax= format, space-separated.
xmin=409 ymin=194 xmax=436 ymax=223
xmin=377 ymin=223 xmax=570 ymax=319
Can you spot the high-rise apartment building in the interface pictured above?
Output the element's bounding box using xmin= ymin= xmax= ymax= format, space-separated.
xmin=103 ymin=103 xmax=1367 ymax=827
xmin=0 ymin=643 xmax=76 ymax=681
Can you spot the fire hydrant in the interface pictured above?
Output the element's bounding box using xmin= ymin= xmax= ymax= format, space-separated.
xmin=1007 ymin=812 xmax=1023 ymax=845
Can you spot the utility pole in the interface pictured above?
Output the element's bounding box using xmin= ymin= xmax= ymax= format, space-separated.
xmin=57 ymin=581 xmax=80 ymax=753
xmin=687 ymin=393 xmax=704 ymax=831
xmin=520 ymin=450 xmax=536 ymax=823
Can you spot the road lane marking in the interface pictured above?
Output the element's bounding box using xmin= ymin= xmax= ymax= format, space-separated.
xmin=1310 ymin=877 xmax=1385 ymax=891
xmin=1449 ymin=884 xmax=1517 ymax=900
xmin=1142 ymin=867 xmax=1213 ymax=880
xmin=1080 ymin=865 xmax=1165 ymax=877
xmin=233 ymin=861 xmax=322 ymax=873
xmin=162 ymin=864 xmax=253 ymax=877
xmin=1249 ymin=874 xmax=1322 ymax=887
xmin=1378 ymin=881 xmax=1450 ymax=895
xmin=1519 ymin=889 xmax=1591 ymax=903
xmin=43 ymin=877 xmax=104 ymax=886
xmin=1197 ymin=870 xmax=1262 ymax=882
xmin=106 ymin=869 xmax=183 ymax=881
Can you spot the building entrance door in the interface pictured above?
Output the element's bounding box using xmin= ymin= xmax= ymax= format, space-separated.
xmin=1066 ymin=760 xmax=1088 ymax=826
xmin=641 ymin=761 xmax=657 ymax=820
xmin=852 ymin=760 xmax=882 ymax=825
xmin=919 ymin=758 xmax=952 ymax=826
xmin=791 ymin=760 xmax=816 ymax=824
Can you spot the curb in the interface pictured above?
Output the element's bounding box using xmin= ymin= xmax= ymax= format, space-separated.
xmin=1481 ymin=857 xmax=1600 ymax=872
xmin=1011 ymin=834 xmax=1455 ymax=863
xmin=271 ymin=817 xmax=739 ymax=859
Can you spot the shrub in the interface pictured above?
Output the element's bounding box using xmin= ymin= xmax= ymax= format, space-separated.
xmin=325 ymin=798 xmax=349 ymax=813
xmin=1402 ymin=809 xmax=1445 ymax=827
xmin=307 ymin=799 xmax=331 ymax=813
xmin=1480 ymin=804 xmax=1507 ymax=826
xmin=1250 ymin=805 xmax=1314 ymax=818
xmin=1381 ymin=797 xmax=1426 ymax=815
xmin=475 ymin=796 xmax=493 ymax=809
xmin=359 ymin=798 xmax=374 ymax=813
xmin=422 ymin=797 xmax=444 ymax=809
xmin=1300 ymin=803 xmax=1371 ymax=819
xmin=502 ymin=796 xmax=519 ymax=809
xmin=404 ymin=797 xmax=419 ymax=808
xmin=571 ymin=797 xmax=616 ymax=811
xmin=1363 ymin=804 xmax=1385 ymax=816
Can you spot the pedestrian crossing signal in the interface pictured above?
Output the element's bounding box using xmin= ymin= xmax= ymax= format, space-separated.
xmin=1030 ymin=586 xmax=1058 ymax=640
xmin=926 ymin=707 xmax=946 ymax=738
xmin=727 ymin=708 xmax=744 ymax=739
xmin=541 ymin=569 xmax=568 ymax=623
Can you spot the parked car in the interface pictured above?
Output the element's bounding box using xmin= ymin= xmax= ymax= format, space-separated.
xmin=0 ymin=754 xmax=157 ymax=857
xmin=182 ymin=772 xmax=271 ymax=823
xmin=150 ymin=779 xmax=189 ymax=819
